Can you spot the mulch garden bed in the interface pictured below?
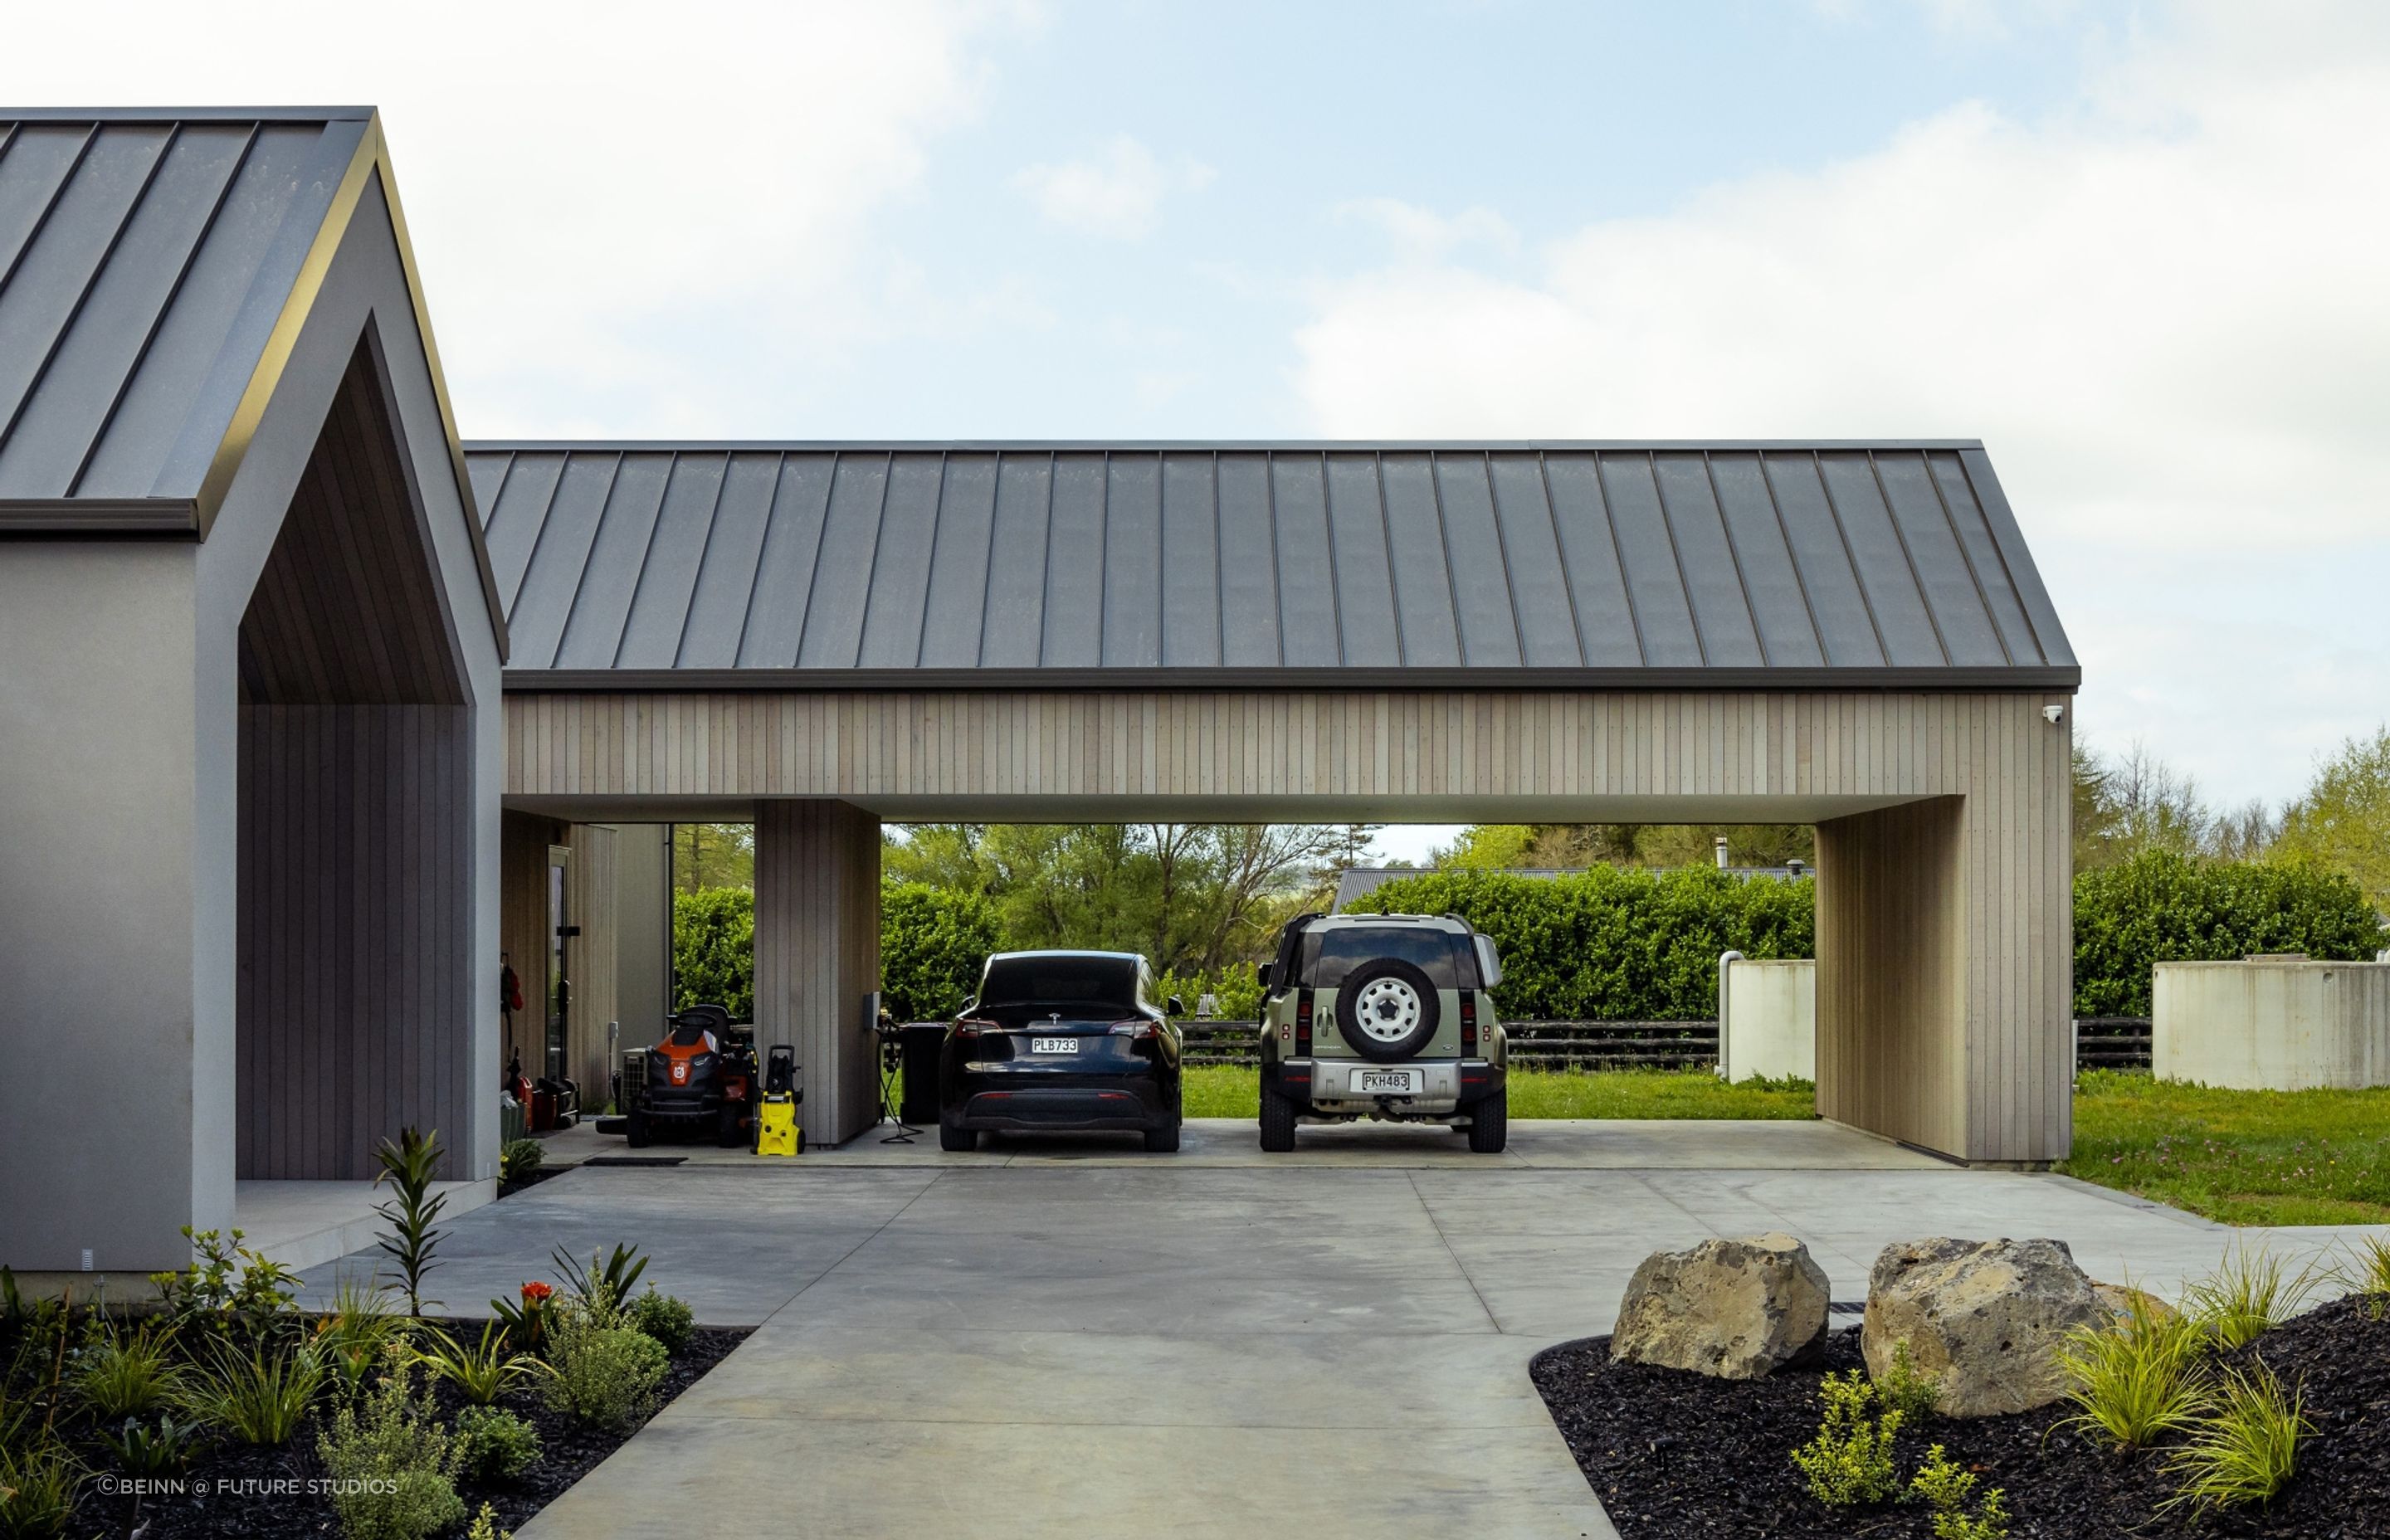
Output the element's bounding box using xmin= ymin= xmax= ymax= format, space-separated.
xmin=120 ymin=1323 xmax=747 ymax=1539
xmin=1530 ymin=1297 xmax=2390 ymax=1539
xmin=495 ymin=1163 xmax=569 ymax=1200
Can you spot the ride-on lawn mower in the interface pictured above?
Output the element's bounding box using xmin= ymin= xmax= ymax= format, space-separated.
xmin=625 ymin=1004 xmax=758 ymax=1148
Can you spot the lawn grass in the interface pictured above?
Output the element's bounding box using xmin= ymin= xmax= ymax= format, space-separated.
xmin=2056 ymin=1069 xmax=2390 ymax=1226
xmin=1179 ymin=1065 xmax=1817 ymax=1120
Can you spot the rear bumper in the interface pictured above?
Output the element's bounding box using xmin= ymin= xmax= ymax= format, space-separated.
xmin=1273 ymin=1058 xmax=1504 ymax=1112
xmin=948 ymin=1069 xmax=1173 ymax=1132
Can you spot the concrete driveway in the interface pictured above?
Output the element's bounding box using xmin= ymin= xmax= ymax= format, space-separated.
xmin=303 ymin=1119 xmax=2386 ymax=1539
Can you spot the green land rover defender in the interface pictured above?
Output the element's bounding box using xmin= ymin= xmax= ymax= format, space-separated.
xmin=1254 ymin=912 xmax=1508 ymax=1153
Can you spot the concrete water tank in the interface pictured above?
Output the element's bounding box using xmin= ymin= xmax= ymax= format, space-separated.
xmin=2153 ymin=958 xmax=2390 ymax=1090
xmin=1717 ymin=955 xmax=1816 ymax=1083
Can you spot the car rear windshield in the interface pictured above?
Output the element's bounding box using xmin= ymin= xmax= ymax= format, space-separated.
xmin=1300 ymin=927 xmax=1468 ymax=989
xmin=978 ymin=956 xmax=1141 ymax=1011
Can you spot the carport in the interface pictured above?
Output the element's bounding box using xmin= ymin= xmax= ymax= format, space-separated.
xmin=0 ymin=110 xmax=507 ymax=1274
xmin=479 ymin=439 xmax=2080 ymax=1166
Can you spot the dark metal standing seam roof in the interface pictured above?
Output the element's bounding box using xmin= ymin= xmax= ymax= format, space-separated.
xmin=469 ymin=442 xmax=2077 ymax=690
xmin=0 ymin=107 xmax=506 ymax=651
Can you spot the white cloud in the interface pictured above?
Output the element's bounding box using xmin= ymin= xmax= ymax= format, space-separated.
xmin=1336 ymin=197 xmax=1519 ymax=262
xmin=2 ymin=0 xmax=1038 ymax=436
xmin=1013 ymin=134 xmax=1212 ymax=240
xmin=1291 ymin=2 xmax=2390 ymax=807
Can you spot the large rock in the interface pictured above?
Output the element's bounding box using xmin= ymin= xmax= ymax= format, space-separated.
xmin=1611 ymin=1232 xmax=1832 ymax=1380
xmin=1861 ymin=1237 xmax=2109 ymax=1416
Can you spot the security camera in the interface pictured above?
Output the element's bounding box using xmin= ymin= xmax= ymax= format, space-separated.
xmin=2042 ymin=704 xmax=2066 ymax=724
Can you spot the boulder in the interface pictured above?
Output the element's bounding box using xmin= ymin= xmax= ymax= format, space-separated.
xmin=1611 ymin=1232 xmax=1832 ymax=1380
xmin=2091 ymin=1280 xmax=2178 ymax=1326
xmin=1861 ymin=1237 xmax=2110 ymax=1416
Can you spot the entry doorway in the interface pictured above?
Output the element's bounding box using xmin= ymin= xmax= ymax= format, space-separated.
xmin=547 ymin=845 xmax=575 ymax=1084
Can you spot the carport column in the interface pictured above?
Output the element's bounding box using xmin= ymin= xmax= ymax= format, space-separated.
xmin=754 ymin=801 xmax=882 ymax=1147
xmin=1815 ymin=779 xmax=2072 ymax=1165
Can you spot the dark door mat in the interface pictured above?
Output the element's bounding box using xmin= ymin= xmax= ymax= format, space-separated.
xmin=581 ymin=1156 xmax=686 ymax=1167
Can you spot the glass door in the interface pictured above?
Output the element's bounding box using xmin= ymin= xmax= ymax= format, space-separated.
xmin=545 ymin=846 xmax=573 ymax=1083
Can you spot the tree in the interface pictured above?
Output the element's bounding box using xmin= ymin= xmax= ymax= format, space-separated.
xmin=2072 ymin=850 xmax=2378 ymax=1015
xmin=672 ymin=823 xmax=754 ymax=892
xmin=2274 ymin=725 xmax=2390 ymax=911
xmin=1427 ymin=823 xmax=1813 ymax=870
xmin=671 ymin=886 xmax=754 ymax=1018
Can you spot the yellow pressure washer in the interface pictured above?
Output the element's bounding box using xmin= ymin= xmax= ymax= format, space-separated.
xmin=755 ymin=1044 xmax=803 ymax=1156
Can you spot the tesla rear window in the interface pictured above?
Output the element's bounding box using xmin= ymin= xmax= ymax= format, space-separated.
xmin=978 ymin=957 xmax=1140 ymax=1010
xmin=1300 ymin=928 xmax=1466 ymax=989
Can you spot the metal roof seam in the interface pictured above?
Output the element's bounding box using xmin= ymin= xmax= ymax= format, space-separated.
xmin=66 ymin=123 xmax=262 ymax=499
xmin=1700 ymin=450 xmax=1772 ymax=668
xmin=668 ymin=449 xmax=736 ymax=669
xmin=1646 ymin=449 xmax=1710 ymax=667
xmin=0 ymin=124 xmax=182 ymax=462
xmin=1424 ymin=451 xmax=1467 ymax=665
xmin=1590 ymin=453 xmax=1651 ymax=668
xmin=1754 ymin=451 xmax=1832 ymax=669
xmin=841 ymin=450 xmax=899 ymax=669
xmin=1479 ymin=451 xmax=1532 ymax=668
xmin=0 ymin=124 xmax=98 ymax=301
xmin=605 ymin=449 xmax=680 ymax=669
xmin=1036 ymin=450 xmax=1056 ymax=667
xmin=972 ymin=452 xmax=1001 ymax=668
xmin=911 ymin=450 xmax=951 ymax=669
xmin=724 ymin=452 xmax=784 ymax=669
xmin=1207 ymin=449 xmax=1224 ymax=669
xmin=1318 ymin=451 xmax=1347 ymax=667
xmin=1954 ymin=448 xmax=2065 ymax=669
xmin=1863 ymin=448 xmax=1952 ymax=667
xmin=1919 ymin=448 xmax=2015 ymax=668
xmin=1372 ymin=452 xmax=1407 ymax=667
xmin=544 ymin=450 xmax=625 ymax=670
xmin=1809 ymin=449 xmax=1892 ymax=668
xmin=508 ymin=452 xmax=570 ymax=620
xmin=1095 ymin=449 xmax=1112 ymax=666
xmin=1531 ymin=451 xmax=1589 ymax=669
xmin=1261 ymin=448 xmax=1286 ymax=668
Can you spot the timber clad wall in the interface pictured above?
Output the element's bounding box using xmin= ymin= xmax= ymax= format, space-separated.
xmin=511 ymin=685 xmax=2073 ymax=1162
xmin=237 ymin=705 xmax=472 ymax=1180
xmin=756 ymin=801 xmax=882 ymax=1147
xmin=506 ymin=690 xmax=2063 ymax=807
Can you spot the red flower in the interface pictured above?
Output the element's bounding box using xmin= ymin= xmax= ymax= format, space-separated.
xmin=521 ymin=1280 xmax=554 ymax=1302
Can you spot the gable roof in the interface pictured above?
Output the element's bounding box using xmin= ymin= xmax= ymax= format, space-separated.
xmin=470 ymin=441 xmax=2076 ymax=690
xmin=0 ymin=107 xmax=505 ymax=650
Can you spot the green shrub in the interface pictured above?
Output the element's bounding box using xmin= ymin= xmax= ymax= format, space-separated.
xmin=149 ymin=1226 xmax=300 ymax=1343
xmin=1151 ymin=965 xmax=1264 ymax=1022
xmin=500 ymin=1139 xmax=544 ymax=1184
xmin=2073 ymin=850 xmax=2378 ymax=1016
xmin=553 ymin=1245 xmax=648 ymax=1319
xmin=626 ymin=1288 xmax=695 ymax=1355
xmin=542 ymin=1307 xmax=668 ymax=1429
xmin=182 ymin=1339 xmax=325 ymax=1446
xmin=2055 ymin=1289 xmax=2211 ymax=1451
xmin=881 ymin=882 xmax=1002 ymax=1021
xmin=99 ymin=1413 xmax=207 ymax=1477
xmin=1349 ymin=865 xmax=1813 ymax=1020
xmin=71 ymin=1320 xmax=183 ymax=1418
xmin=466 ymin=1503 xmax=513 ymax=1540
xmin=2338 ymin=1234 xmax=2390 ymax=1318
xmin=672 ymin=886 xmax=754 ymax=1019
xmin=373 ymin=1128 xmax=450 ymax=1317
xmin=315 ymin=1276 xmax=409 ymax=1392
xmin=1871 ymin=1341 xmax=1941 ymax=1423
xmin=2164 ymin=1363 xmax=2309 ymax=1512
xmin=454 ymin=1404 xmax=543 ymax=1482
xmin=317 ymin=1358 xmax=464 ymax=1540
xmin=1789 ymin=1368 xmax=1905 ymax=1507
xmin=1909 ymin=1443 xmax=2010 ymax=1540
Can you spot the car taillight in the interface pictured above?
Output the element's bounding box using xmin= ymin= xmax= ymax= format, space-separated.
xmin=1106 ymin=1021 xmax=1153 ymax=1038
xmin=1460 ymin=992 xmax=1478 ymax=1054
xmin=1295 ymin=989 xmax=1314 ymax=1055
xmin=955 ymin=1019 xmax=996 ymax=1039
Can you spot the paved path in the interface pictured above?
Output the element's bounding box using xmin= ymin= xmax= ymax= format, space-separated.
xmin=302 ymin=1119 xmax=2388 ymax=1539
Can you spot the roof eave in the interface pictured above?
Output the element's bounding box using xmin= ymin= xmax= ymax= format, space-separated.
xmin=500 ymin=665 xmax=2083 ymax=694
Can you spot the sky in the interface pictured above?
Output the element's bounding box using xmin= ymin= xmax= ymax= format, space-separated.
xmin=12 ymin=1 xmax=2386 ymax=865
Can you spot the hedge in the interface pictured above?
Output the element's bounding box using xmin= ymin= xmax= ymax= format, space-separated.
xmin=2072 ymin=850 xmax=2378 ymax=1016
xmin=880 ymin=882 xmax=1002 ymax=1021
xmin=671 ymin=886 xmax=754 ymax=1021
xmin=1346 ymin=866 xmax=1814 ymax=1021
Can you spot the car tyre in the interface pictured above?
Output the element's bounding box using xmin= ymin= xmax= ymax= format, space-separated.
xmin=1259 ymin=1076 xmax=1297 ymax=1153
xmin=625 ymin=1109 xmax=651 ymax=1148
xmin=1144 ymin=1119 xmax=1181 ymax=1153
xmin=939 ymin=1123 xmax=978 ymax=1153
xmin=1466 ymin=1086 xmax=1509 ymax=1153
xmin=1333 ymin=957 xmax=1442 ymax=1063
